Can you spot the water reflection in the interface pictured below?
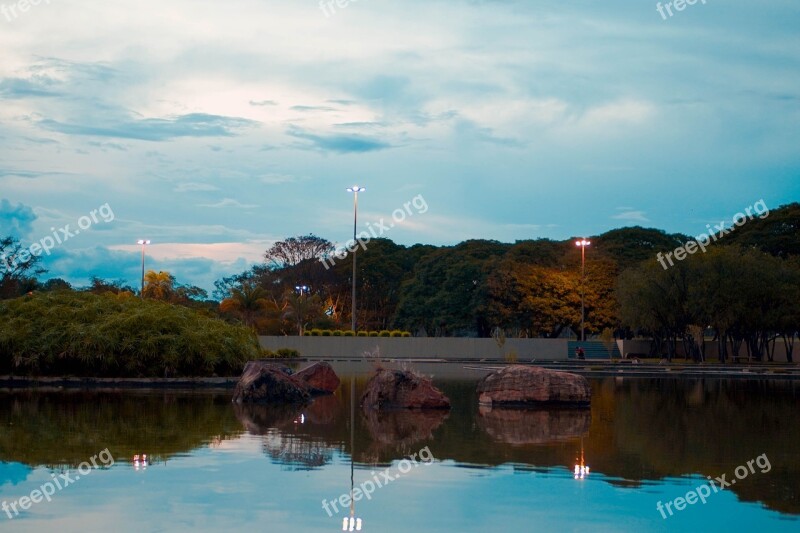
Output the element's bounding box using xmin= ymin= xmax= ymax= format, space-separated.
xmin=361 ymin=409 xmax=448 ymax=456
xmin=0 ymin=391 xmax=242 ymax=468
xmin=233 ymin=402 xmax=336 ymax=470
xmin=574 ymin=437 xmax=590 ymax=480
xmin=1 ymin=377 xmax=798 ymax=517
xmin=477 ymin=406 xmax=590 ymax=445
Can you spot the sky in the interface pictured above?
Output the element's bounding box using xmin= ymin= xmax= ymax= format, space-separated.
xmin=0 ymin=0 xmax=798 ymax=293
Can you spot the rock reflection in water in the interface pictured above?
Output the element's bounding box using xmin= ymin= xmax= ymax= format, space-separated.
xmin=361 ymin=408 xmax=448 ymax=458
xmin=233 ymin=398 xmax=340 ymax=470
xmin=477 ymin=406 xmax=591 ymax=445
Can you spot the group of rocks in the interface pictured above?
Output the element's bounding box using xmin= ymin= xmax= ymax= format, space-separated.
xmin=232 ymin=361 xmax=591 ymax=410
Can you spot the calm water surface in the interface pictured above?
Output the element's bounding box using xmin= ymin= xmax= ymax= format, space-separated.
xmin=1 ymin=365 xmax=799 ymax=532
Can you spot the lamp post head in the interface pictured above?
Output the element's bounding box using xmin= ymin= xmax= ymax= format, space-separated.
xmin=575 ymin=239 xmax=590 ymax=247
xmin=346 ymin=186 xmax=366 ymax=193
xmin=137 ymin=240 xmax=151 ymax=245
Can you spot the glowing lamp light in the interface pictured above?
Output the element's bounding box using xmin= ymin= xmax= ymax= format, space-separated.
xmin=575 ymin=239 xmax=590 ymax=247
xmin=346 ymin=186 xmax=366 ymax=193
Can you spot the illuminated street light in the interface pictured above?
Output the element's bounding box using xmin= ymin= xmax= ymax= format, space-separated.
xmin=295 ymin=285 xmax=310 ymax=295
xmin=137 ymin=240 xmax=151 ymax=298
xmin=575 ymin=239 xmax=591 ymax=343
xmin=346 ymin=186 xmax=365 ymax=332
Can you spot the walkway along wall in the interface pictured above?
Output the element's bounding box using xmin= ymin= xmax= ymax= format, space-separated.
xmin=618 ymin=339 xmax=799 ymax=362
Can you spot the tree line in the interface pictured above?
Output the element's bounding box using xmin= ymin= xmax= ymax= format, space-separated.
xmin=2 ymin=203 xmax=798 ymax=361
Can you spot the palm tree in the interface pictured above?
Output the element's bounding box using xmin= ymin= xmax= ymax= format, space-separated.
xmin=220 ymin=282 xmax=270 ymax=329
xmin=282 ymin=292 xmax=322 ymax=335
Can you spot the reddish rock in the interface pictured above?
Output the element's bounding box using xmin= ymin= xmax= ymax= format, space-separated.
xmin=294 ymin=362 xmax=340 ymax=395
xmin=478 ymin=406 xmax=591 ymax=445
xmin=477 ymin=365 xmax=591 ymax=407
xmin=232 ymin=361 xmax=310 ymax=405
xmin=361 ymin=369 xmax=450 ymax=410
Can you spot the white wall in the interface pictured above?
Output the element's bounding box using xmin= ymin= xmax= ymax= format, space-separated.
xmin=259 ymin=336 xmax=569 ymax=360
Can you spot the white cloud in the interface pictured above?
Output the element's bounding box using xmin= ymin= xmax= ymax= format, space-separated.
xmin=197 ymin=198 xmax=259 ymax=209
xmin=174 ymin=182 xmax=220 ymax=192
xmin=612 ymin=210 xmax=649 ymax=223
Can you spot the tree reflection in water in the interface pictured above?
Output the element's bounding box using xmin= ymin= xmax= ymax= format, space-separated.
xmin=1 ymin=377 xmax=798 ymax=516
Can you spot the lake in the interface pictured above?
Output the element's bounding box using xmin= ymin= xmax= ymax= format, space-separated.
xmin=1 ymin=364 xmax=799 ymax=532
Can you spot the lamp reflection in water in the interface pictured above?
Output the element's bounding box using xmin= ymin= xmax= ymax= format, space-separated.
xmin=341 ymin=376 xmax=363 ymax=531
xmin=574 ymin=438 xmax=590 ymax=480
xmin=133 ymin=454 xmax=148 ymax=471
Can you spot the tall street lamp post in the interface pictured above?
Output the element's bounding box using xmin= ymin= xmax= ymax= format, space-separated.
xmin=137 ymin=239 xmax=151 ymax=298
xmin=575 ymin=239 xmax=591 ymax=343
xmin=346 ymin=186 xmax=365 ymax=332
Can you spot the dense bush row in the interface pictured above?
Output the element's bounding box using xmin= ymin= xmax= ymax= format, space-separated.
xmin=262 ymin=348 xmax=300 ymax=358
xmin=302 ymin=329 xmax=411 ymax=337
xmin=0 ymin=292 xmax=262 ymax=377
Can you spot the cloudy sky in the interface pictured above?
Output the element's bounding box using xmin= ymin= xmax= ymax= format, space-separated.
xmin=0 ymin=0 xmax=798 ymax=293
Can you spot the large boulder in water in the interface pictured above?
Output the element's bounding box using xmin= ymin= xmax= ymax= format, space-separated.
xmin=361 ymin=369 xmax=450 ymax=410
xmin=477 ymin=365 xmax=590 ymax=407
xmin=294 ymin=361 xmax=340 ymax=395
xmin=232 ymin=361 xmax=310 ymax=405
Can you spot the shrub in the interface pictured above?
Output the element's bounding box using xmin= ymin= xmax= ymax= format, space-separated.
xmin=321 ymin=330 xmax=332 ymax=336
xmin=401 ymin=332 xmax=412 ymax=337
xmin=303 ymin=331 xmax=311 ymax=336
xmin=378 ymin=330 xmax=391 ymax=337
xmin=276 ymin=348 xmax=300 ymax=358
xmin=0 ymin=292 xmax=260 ymax=377
xmin=504 ymin=349 xmax=518 ymax=363
xmin=343 ymin=330 xmax=355 ymax=336
xmin=368 ymin=331 xmax=379 ymax=337
xmin=389 ymin=330 xmax=403 ymax=337
xmin=332 ymin=330 xmax=343 ymax=336
xmin=357 ymin=331 xmax=368 ymax=337
xmin=310 ymin=329 xmax=322 ymax=336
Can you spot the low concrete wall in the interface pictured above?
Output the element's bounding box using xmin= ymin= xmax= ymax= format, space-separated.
xmin=259 ymin=336 xmax=569 ymax=361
